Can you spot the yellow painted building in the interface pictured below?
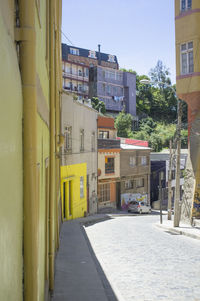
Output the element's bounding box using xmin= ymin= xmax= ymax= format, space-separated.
xmin=0 ymin=1 xmax=62 ymax=301
xmin=61 ymin=164 xmax=87 ymax=220
xmin=175 ymin=0 xmax=200 ymax=219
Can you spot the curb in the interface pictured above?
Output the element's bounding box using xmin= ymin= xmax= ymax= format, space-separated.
xmin=155 ymin=223 xmax=200 ymax=241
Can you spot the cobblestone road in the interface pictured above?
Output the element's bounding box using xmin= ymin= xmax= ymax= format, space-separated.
xmin=85 ymin=215 xmax=200 ymax=301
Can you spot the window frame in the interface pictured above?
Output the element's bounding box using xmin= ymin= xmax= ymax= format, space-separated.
xmin=64 ymin=126 xmax=72 ymax=153
xmin=99 ymin=131 xmax=109 ymax=139
xmin=180 ymin=41 xmax=194 ymax=75
xmin=105 ymin=157 xmax=115 ymax=174
xmin=141 ymin=156 xmax=147 ymax=166
xmin=180 ymin=0 xmax=192 ymax=12
xmin=91 ymin=132 xmax=95 ymax=152
xmin=80 ymin=176 xmax=84 ymax=198
xmin=99 ymin=183 xmax=110 ymax=203
xmin=130 ymin=156 xmax=136 ymax=167
xmin=136 ymin=178 xmax=144 ymax=188
xmin=80 ymin=129 xmax=84 ymax=152
xmin=125 ymin=179 xmax=134 ymax=190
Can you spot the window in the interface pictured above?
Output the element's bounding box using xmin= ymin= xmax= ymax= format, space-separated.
xmin=136 ymin=178 xmax=144 ymax=188
xmin=99 ymin=184 xmax=110 ymax=202
xmin=181 ymin=42 xmax=193 ymax=75
xmin=125 ymin=180 xmax=134 ymax=190
xmin=80 ymin=129 xmax=84 ymax=152
xmin=88 ymin=50 xmax=97 ymax=59
xmin=130 ymin=156 xmax=136 ymax=167
xmin=181 ymin=0 xmax=192 ymax=12
xmin=80 ymin=176 xmax=84 ymax=198
xmin=116 ymin=72 xmax=123 ymax=81
xmin=65 ymin=126 xmax=72 ymax=153
xmin=70 ymin=48 xmax=79 ymax=55
xmin=141 ymin=156 xmax=147 ymax=166
xmin=91 ymin=132 xmax=95 ymax=152
xmin=108 ymin=54 xmax=115 ymax=63
xmin=99 ymin=131 xmax=109 ymax=139
xmin=105 ymin=157 xmax=114 ymax=174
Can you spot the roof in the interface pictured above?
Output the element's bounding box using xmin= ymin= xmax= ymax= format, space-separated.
xmin=97 ymin=116 xmax=116 ymax=129
xmin=120 ymin=143 xmax=151 ymax=150
xmin=117 ymin=137 xmax=148 ymax=147
xmin=62 ymin=43 xmax=118 ymax=65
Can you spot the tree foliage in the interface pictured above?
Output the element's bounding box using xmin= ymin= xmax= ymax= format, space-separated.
xmin=115 ymin=111 xmax=133 ymax=138
xmin=91 ymin=97 xmax=106 ymax=114
xmin=116 ymin=61 xmax=188 ymax=151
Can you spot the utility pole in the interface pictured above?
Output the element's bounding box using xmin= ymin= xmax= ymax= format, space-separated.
xmin=174 ymin=100 xmax=182 ymax=227
xmin=159 ymin=171 xmax=164 ymax=224
xmin=168 ymin=140 xmax=172 ymax=220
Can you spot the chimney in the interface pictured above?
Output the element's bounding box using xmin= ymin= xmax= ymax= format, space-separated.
xmin=98 ymin=44 xmax=101 ymax=65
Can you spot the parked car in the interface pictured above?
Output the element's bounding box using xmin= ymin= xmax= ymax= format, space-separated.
xmin=128 ymin=201 xmax=151 ymax=214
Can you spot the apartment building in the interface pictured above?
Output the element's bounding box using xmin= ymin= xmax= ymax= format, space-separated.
xmin=62 ymin=43 xmax=118 ymax=100
xmin=61 ymin=93 xmax=98 ymax=216
xmin=97 ymin=116 xmax=121 ymax=211
xmin=120 ymin=143 xmax=151 ymax=210
xmin=175 ymin=0 xmax=200 ymax=220
xmin=89 ymin=66 xmax=137 ymax=116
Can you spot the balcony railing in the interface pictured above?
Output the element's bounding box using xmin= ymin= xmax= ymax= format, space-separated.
xmin=62 ymin=71 xmax=89 ymax=81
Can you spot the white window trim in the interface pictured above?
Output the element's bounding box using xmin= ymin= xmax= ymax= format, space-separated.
xmin=180 ymin=0 xmax=192 ymax=12
xmin=180 ymin=41 xmax=194 ymax=75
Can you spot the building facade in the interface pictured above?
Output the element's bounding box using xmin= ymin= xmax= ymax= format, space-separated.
xmin=120 ymin=144 xmax=151 ymax=210
xmin=89 ymin=66 xmax=137 ymax=116
xmin=150 ymin=150 xmax=188 ymax=208
xmin=62 ymin=43 xmax=118 ymax=100
xmin=97 ymin=116 xmax=121 ymax=211
xmin=175 ymin=0 xmax=200 ymax=220
xmin=0 ymin=1 xmax=62 ymax=301
xmin=61 ymin=93 xmax=98 ymax=215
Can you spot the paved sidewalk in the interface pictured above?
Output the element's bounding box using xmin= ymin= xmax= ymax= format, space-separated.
xmin=51 ymin=214 xmax=118 ymax=301
xmin=155 ymin=216 xmax=200 ymax=240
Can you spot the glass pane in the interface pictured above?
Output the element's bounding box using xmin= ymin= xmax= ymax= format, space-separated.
xmin=189 ymin=51 xmax=194 ymax=73
xmin=188 ymin=0 xmax=192 ymax=9
xmin=181 ymin=53 xmax=187 ymax=74
xmin=181 ymin=0 xmax=186 ymax=11
xmin=181 ymin=44 xmax=186 ymax=51
xmin=188 ymin=42 xmax=193 ymax=49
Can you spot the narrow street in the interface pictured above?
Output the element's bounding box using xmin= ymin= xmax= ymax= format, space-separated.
xmin=85 ymin=214 xmax=200 ymax=301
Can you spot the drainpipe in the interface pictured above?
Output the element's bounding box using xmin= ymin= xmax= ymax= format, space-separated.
xmin=49 ymin=0 xmax=56 ymax=291
xmin=17 ymin=0 xmax=38 ymax=300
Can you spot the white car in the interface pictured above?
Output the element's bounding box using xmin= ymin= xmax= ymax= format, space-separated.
xmin=128 ymin=201 xmax=151 ymax=214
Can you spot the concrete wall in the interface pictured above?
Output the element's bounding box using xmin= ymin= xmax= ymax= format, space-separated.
xmin=120 ymin=150 xmax=150 ymax=177
xmin=98 ymin=150 xmax=120 ymax=179
xmin=0 ymin=2 xmax=23 ymax=300
xmin=61 ymin=93 xmax=98 ymax=214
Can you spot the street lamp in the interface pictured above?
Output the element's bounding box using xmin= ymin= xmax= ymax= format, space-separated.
xmin=139 ymin=79 xmax=182 ymax=227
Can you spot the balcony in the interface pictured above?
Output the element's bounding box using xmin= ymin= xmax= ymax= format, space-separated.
xmin=98 ymin=139 xmax=120 ymax=150
xmin=62 ymin=71 xmax=89 ymax=81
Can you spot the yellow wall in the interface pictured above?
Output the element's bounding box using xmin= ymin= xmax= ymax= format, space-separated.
xmin=175 ymin=0 xmax=200 ymax=94
xmin=61 ymin=164 xmax=87 ymax=220
xmin=0 ymin=2 xmax=23 ymax=301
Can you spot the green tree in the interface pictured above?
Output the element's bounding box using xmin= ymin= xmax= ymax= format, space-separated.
xmin=115 ymin=111 xmax=133 ymax=138
xmin=91 ymin=97 xmax=106 ymax=114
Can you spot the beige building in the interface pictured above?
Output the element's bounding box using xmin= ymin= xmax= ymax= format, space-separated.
xmin=61 ymin=92 xmax=98 ymax=214
xmin=120 ymin=144 xmax=151 ymax=210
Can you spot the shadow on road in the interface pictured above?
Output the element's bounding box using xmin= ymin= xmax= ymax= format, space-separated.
xmin=82 ymin=226 xmax=118 ymax=301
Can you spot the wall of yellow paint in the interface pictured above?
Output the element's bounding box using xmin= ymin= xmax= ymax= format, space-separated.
xmin=0 ymin=2 xmax=23 ymax=301
xmin=61 ymin=164 xmax=87 ymax=220
xmin=175 ymin=0 xmax=200 ymax=93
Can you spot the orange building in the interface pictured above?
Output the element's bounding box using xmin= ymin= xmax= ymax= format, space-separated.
xmin=97 ymin=116 xmax=121 ymax=211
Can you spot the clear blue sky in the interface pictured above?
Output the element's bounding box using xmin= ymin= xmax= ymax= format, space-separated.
xmin=62 ymin=0 xmax=175 ymax=83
